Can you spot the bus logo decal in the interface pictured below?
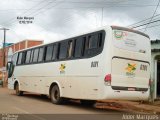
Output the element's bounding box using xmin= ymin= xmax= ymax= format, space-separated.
xmin=125 ymin=63 xmax=136 ymax=77
xmin=114 ymin=30 xmax=127 ymax=40
xmin=59 ymin=64 xmax=66 ymax=74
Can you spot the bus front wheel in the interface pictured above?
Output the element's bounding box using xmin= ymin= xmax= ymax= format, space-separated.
xmin=15 ymin=83 xmax=23 ymax=96
xmin=50 ymin=85 xmax=63 ymax=104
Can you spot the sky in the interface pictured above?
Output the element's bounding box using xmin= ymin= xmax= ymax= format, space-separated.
xmin=0 ymin=0 xmax=160 ymax=47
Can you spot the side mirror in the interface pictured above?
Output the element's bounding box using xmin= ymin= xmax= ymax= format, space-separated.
xmin=6 ymin=62 xmax=11 ymax=71
xmin=7 ymin=61 xmax=14 ymax=78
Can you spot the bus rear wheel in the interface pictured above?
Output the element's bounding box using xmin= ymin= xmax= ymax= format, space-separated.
xmin=80 ymin=100 xmax=96 ymax=106
xmin=50 ymin=85 xmax=63 ymax=104
xmin=15 ymin=83 xmax=23 ymax=96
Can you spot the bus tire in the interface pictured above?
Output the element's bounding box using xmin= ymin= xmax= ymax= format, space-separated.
xmin=15 ymin=83 xmax=23 ymax=96
xmin=50 ymin=85 xmax=63 ymax=104
xmin=80 ymin=100 xmax=96 ymax=106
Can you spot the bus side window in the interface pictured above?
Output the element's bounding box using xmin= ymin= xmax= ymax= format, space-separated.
xmin=67 ymin=40 xmax=73 ymax=58
xmin=84 ymin=33 xmax=102 ymax=56
xmin=52 ymin=44 xmax=58 ymax=61
xmin=30 ymin=50 xmax=34 ymax=63
xmin=25 ymin=50 xmax=31 ymax=64
xmin=32 ymin=48 xmax=39 ymax=63
xmin=12 ymin=53 xmax=18 ymax=65
xmin=57 ymin=43 xmax=60 ymax=60
xmin=88 ymin=34 xmax=99 ymax=49
xmin=45 ymin=45 xmax=53 ymax=61
xmin=17 ymin=52 xmax=23 ymax=65
xmin=59 ymin=41 xmax=68 ymax=59
xmin=38 ymin=47 xmax=44 ymax=62
xmin=22 ymin=51 xmax=27 ymax=64
xmin=74 ymin=37 xmax=84 ymax=58
xmin=98 ymin=32 xmax=103 ymax=47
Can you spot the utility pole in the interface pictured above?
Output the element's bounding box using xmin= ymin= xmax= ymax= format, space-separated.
xmin=0 ymin=28 xmax=9 ymax=67
xmin=0 ymin=28 xmax=9 ymax=87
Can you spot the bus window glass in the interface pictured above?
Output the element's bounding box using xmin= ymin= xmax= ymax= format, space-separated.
xmin=38 ymin=47 xmax=44 ymax=62
xmin=33 ymin=48 xmax=39 ymax=63
xmin=30 ymin=50 xmax=34 ymax=63
xmin=22 ymin=51 xmax=27 ymax=64
xmin=25 ymin=50 xmax=31 ymax=64
xmin=17 ymin=52 xmax=22 ymax=65
xmin=59 ymin=42 xmax=68 ymax=59
xmin=12 ymin=53 xmax=18 ymax=65
xmin=74 ymin=37 xmax=84 ymax=58
xmin=52 ymin=44 xmax=57 ymax=60
xmin=88 ymin=34 xmax=98 ymax=49
xmin=68 ymin=41 xmax=73 ymax=58
xmin=45 ymin=45 xmax=53 ymax=61
xmin=98 ymin=33 xmax=103 ymax=47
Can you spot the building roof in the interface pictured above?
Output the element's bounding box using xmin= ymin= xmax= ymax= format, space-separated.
xmin=151 ymin=39 xmax=160 ymax=44
xmin=152 ymin=49 xmax=160 ymax=52
xmin=151 ymin=39 xmax=160 ymax=52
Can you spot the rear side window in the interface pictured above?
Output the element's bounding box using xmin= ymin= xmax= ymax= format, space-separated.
xmin=88 ymin=34 xmax=99 ymax=49
xmin=84 ymin=32 xmax=104 ymax=57
xmin=98 ymin=33 xmax=103 ymax=47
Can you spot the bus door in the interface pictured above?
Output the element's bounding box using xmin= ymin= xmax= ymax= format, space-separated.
xmin=7 ymin=53 xmax=18 ymax=89
xmin=7 ymin=61 xmax=15 ymax=89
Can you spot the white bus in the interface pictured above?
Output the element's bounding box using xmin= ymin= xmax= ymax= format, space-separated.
xmin=7 ymin=26 xmax=151 ymax=105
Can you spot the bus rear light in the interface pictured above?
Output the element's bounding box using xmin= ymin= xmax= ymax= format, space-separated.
xmin=104 ymin=74 xmax=111 ymax=85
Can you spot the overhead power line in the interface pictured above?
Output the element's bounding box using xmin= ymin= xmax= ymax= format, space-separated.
xmin=137 ymin=23 xmax=160 ymax=31
xmin=144 ymin=0 xmax=160 ymax=32
xmin=0 ymin=4 xmax=157 ymax=12
xmin=131 ymin=19 xmax=160 ymax=29
xmin=128 ymin=13 xmax=160 ymax=27
xmin=29 ymin=0 xmax=61 ymax=16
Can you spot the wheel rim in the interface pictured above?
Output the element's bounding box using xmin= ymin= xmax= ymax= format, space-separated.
xmin=51 ymin=86 xmax=60 ymax=102
xmin=54 ymin=90 xmax=59 ymax=100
